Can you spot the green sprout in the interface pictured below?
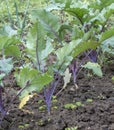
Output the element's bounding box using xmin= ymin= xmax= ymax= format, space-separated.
xmin=64 ymin=101 xmax=84 ymax=109
xmin=52 ymin=99 xmax=58 ymax=104
xmin=52 ymin=106 xmax=58 ymax=110
xmin=39 ymin=105 xmax=46 ymax=111
xmin=37 ymin=100 xmax=43 ymax=105
xmin=18 ymin=125 xmax=25 ymax=129
xmin=86 ymin=99 xmax=93 ymax=103
xmin=52 ymin=96 xmax=57 ymax=99
xmin=76 ymin=101 xmax=84 ymax=107
xmin=18 ymin=124 xmax=29 ymax=129
xmin=37 ymin=118 xmax=51 ymax=126
xmin=37 ymin=119 xmax=45 ymax=126
xmin=64 ymin=103 xmax=77 ymax=109
xmin=112 ymin=76 xmax=114 ymax=80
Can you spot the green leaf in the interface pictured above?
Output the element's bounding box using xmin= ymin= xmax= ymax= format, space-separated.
xmin=72 ymin=40 xmax=100 ymax=58
xmin=15 ymin=68 xmax=53 ymax=98
xmin=29 ymin=73 xmax=53 ymax=92
xmin=54 ymin=0 xmax=67 ymax=4
xmin=64 ymin=7 xmax=89 ymax=24
xmin=0 ymin=58 xmax=13 ymax=74
xmin=0 ymin=36 xmax=20 ymax=50
xmin=72 ymin=25 xmax=84 ymax=40
xmin=0 ymin=26 xmax=17 ymax=36
xmin=55 ymin=39 xmax=99 ymax=71
xmin=55 ymin=39 xmax=81 ymax=65
xmin=90 ymin=10 xmax=106 ymax=24
xmin=40 ymin=38 xmax=54 ymax=60
xmin=36 ymin=21 xmax=47 ymax=52
xmin=100 ymin=28 xmax=114 ymax=43
xmin=31 ymin=9 xmax=60 ymax=32
xmin=90 ymin=0 xmax=114 ymax=10
xmin=82 ymin=62 xmax=103 ymax=77
xmin=59 ymin=24 xmax=72 ymax=41
xmin=15 ymin=68 xmax=38 ymax=88
xmin=26 ymin=22 xmax=46 ymax=62
xmin=5 ymin=45 xmax=21 ymax=57
xmin=82 ymin=29 xmax=94 ymax=41
xmin=101 ymin=36 xmax=114 ymax=54
xmin=104 ymin=3 xmax=114 ymax=19
xmin=26 ymin=22 xmax=46 ymax=51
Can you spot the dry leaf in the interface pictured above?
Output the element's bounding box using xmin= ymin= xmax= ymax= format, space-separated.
xmin=19 ymin=94 xmax=33 ymax=109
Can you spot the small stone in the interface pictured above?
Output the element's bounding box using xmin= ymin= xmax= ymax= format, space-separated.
xmin=102 ymin=125 xmax=108 ymax=130
xmin=111 ymin=111 xmax=114 ymax=114
xmin=109 ymin=115 xmax=114 ymax=123
xmin=109 ymin=124 xmax=114 ymax=130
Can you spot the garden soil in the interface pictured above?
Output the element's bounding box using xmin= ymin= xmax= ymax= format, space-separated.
xmin=0 ymin=65 xmax=114 ymax=130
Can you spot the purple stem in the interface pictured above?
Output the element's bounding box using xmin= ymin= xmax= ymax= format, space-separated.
xmin=84 ymin=50 xmax=97 ymax=63
xmin=71 ymin=60 xmax=77 ymax=84
xmin=71 ymin=50 xmax=97 ymax=84
xmin=44 ymin=75 xmax=60 ymax=114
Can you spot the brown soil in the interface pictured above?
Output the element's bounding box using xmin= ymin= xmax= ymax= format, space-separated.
xmin=0 ymin=65 xmax=114 ymax=130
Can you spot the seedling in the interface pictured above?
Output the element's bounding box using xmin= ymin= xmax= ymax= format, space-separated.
xmin=65 ymin=126 xmax=78 ymax=130
xmin=39 ymin=105 xmax=46 ymax=111
xmin=52 ymin=96 xmax=58 ymax=104
xmin=18 ymin=124 xmax=29 ymax=129
xmin=64 ymin=101 xmax=84 ymax=109
xmin=52 ymin=106 xmax=58 ymax=110
xmin=37 ymin=118 xmax=51 ymax=126
xmin=52 ymin=96 xmax=57 ymax=100
xmin=76 ymin=101 xmax=84 ymax=107
xmin=37 ymin=100 xmax=43 ymax=105
xmin=86 ymin=99 xmax=93 ymax=103
xmin=64 ymin=103 xmax=77 ymax=109
xmin=37 ymin=119 xmax=45 ymax=126
xmin=52 ymin=99 xmax=58 ymax=104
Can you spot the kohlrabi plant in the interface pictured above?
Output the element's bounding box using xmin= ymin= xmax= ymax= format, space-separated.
xmin=14 ymin=0 xmax=114 ymax=115
xmin=0 ymin=0 xmax=114 ymax=121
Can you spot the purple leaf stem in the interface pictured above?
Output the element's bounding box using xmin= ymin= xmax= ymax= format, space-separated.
xmin=71 ymin=50 xmax=97 ymax=84
xmin=84 ymin=50 xmax=97 ymax=63
xmin=44 ymin=75 xmax=60 ymax=114
xmin=71 ymin=60 xmax=77 ymax=84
